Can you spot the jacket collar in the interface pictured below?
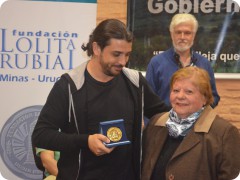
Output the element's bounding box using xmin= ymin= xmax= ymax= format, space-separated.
xmin=154 ymin=105 xmax=216 ymax=133
xmin=68 ymin=60 xmax=88 ymax=90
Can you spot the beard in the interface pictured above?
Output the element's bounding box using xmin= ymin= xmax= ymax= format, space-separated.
xmin=99 ymin=55 xmax=123 ymax=77
xmin=173 ymin=40 xmax=193 ymax=53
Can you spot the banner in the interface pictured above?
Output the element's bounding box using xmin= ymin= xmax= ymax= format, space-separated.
xmin=127 ymin=0 xmax=240 ymax=79
xmin=0 ymin=0 xmax=97 ymax=179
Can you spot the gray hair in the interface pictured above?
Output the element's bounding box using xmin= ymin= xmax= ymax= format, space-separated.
xmin=169 ymin=13 xmax=198 ymax=33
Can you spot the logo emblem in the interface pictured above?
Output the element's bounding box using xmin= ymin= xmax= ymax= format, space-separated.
xmin=107 ymin=127 xmax=122 ymax=142
xmin=0 ymin=106 xmax=43 ymax=180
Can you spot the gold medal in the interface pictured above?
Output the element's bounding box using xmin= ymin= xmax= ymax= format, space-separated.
xmin=107 ymin=127 xmax=122 ymax=142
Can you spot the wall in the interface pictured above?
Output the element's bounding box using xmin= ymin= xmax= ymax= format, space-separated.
xmin=97 ymin=0 xmax=240 ymax=131
xmin=97 ymin=0 xmax=127 ymax=25
xmin=215 ymin=79 xmax=240 ymax=131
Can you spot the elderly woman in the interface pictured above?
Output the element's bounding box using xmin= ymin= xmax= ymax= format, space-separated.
xmin=142 ymin=66 xmax=240 ymax=180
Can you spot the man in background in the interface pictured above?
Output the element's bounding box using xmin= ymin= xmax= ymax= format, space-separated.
xmin=146 ymin=13 xmax=220 ymax=108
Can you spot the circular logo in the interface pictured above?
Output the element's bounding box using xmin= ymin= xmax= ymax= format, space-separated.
xmin=107 ymin=127 xmax=122 ymax=142
xmin=0 ymin=105 xmax=43 ymax=180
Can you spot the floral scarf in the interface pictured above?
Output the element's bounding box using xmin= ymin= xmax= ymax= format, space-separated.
xmin=166 ymin=107 xmax=204 ymax=138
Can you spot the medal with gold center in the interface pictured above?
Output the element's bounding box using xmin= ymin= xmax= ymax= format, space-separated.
xmin=107 ymin=127 xmax=122 ymax=142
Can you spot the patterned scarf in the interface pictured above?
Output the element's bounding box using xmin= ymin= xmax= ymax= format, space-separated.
xmin=166 ymin=107 xmax=204 ymax=138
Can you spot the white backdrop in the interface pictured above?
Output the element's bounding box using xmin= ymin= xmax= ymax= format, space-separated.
xmin=0 ymin=0 xmax=96 ymax=179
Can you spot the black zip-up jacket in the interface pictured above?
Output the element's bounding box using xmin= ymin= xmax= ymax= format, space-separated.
xmin=32 ymin=61 xmax=169 ymax=180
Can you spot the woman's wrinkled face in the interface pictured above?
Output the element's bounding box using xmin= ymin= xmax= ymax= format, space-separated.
xmin=170 ymin=78 xmax=206 ymax=119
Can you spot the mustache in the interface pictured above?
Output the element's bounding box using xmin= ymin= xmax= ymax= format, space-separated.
xmin=113 ymin=64 xmax=124 ymax=68
xmin=177 ymin=40 xmax=188 ymax=43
